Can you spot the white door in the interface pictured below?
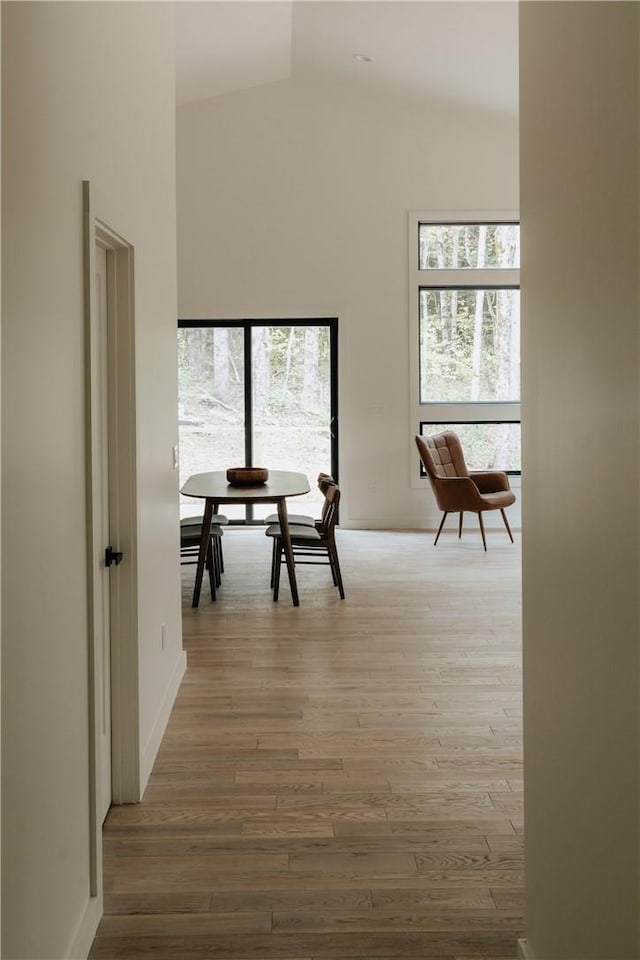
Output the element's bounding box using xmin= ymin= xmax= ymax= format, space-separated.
xmin=85 ymin=191 xmax=140 ymax=899
xmin=95 ymin=242 xmax=112 ymax=823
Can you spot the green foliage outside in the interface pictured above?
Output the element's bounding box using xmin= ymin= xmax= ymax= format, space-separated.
xmin=420 ymin=288 xmax=520 ymax=403
xmin=178 ymin=326 xmax=331 ymax=428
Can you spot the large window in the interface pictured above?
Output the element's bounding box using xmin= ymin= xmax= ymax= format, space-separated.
xmin=410 ymin=216 xmax=521 ymax=478
xmin=178 ymin=319 xmax=339 ymax=522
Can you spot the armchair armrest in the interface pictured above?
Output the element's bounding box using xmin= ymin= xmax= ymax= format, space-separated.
xmin=469 ymin=470 xmax=512 ymax=495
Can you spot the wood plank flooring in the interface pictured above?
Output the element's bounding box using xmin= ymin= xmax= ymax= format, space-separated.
xmin=90 ymin=527 xmax=523 ymax=959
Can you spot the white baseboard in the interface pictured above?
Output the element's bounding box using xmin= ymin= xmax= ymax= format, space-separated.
xmin=344 ymin=519 xmax=522 ymax=533
xmin=518 ymin=938 xmax=536 ymax=960
xmin=68 ymin=894 xmax=102 ymax=959
xmin=344 ymin=519 xmax=419 ymax=530
xmin=140 ymin=649 xmax=187 ymax=789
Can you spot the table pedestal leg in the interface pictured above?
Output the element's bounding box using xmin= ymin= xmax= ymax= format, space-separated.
xmin=277 ymin=498 xmax=300 ymax=607
xmin=192 ymin=498 xmax=214 ymax=608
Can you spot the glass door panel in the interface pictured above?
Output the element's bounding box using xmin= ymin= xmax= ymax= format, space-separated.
xmin=177 ymin=326 xmax=246 ymax=520
xmin=178 ymin=319 xmax=338 ymax=523
xmin=251 ymin=325 xmax=333 ymax=520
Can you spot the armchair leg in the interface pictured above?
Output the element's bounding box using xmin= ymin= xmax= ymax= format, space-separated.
xmin=434 ymin=512 xmax=448 ymax=545
xmin=458 ymin=512 xmax=464 ymax=539
xmin=500 ymin=508 xmax=514 ymax=543
xmin=478 ymin=513 xmax=487 ymax=551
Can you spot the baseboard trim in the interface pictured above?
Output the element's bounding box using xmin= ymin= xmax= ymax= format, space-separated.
xmin=68 ymin=893 xmax=102 ymax=959
xmin=518 ymin=938 xmax=536 ymax=960
xmin=140 ymin=649 xmax=187 ymax=790
xmin=343 ymin=520 xmax=523 ymax=533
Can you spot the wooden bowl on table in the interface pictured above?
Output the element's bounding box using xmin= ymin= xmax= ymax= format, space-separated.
xmin=226 ymin=467 xmax=269 ymax=486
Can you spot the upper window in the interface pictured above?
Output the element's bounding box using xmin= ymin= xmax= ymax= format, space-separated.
xmin=418 ymin=223 xmax=520 ymax=270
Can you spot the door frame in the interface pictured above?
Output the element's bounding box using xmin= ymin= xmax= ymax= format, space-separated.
xmin=83 ymin=182 xmax=140 ymax=896
xmin=178 ymin=318 xmax=339 ymax=522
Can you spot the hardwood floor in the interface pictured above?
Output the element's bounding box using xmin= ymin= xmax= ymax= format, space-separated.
xmin=90 ymin=527 xmax=523 ymax=959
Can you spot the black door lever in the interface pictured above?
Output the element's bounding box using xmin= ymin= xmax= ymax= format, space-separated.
xmin=105 ymin=546 xmax=123 ymax=567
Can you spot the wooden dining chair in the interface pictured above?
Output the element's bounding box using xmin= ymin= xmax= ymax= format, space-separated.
xmin=180 ymin=515 xmax=226 ymax=599
xmin=266 ymin=474 xmax=337 ymax=587
xmin=265 ymin=484 xmax=345 ymax=600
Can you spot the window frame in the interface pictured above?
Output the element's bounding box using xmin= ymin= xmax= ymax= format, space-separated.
xmin=409 ymin=211 xmax=521 ymax=487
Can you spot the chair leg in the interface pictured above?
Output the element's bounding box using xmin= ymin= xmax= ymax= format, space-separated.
xmin=434 ymin=512 xmax=448 ymax=545
xmin=212 ymin=538 xmax=222 ymax=587
xmin=329 ymin=544 xmax=345 ymax=599
xmin=273 ymin=537 xmax=282 ymax=601
xmin=270 ymin=538 xmax=277 ymax=588
xmin=458 ymin=512 xmax=464 ymax=539
xmin=206 ymin=538 xmax=217 ymax=600
xmin=500 ymin=508 xmax=514 ymax=543
xmin=478 ymin=513 xmax=487 ymax=551
xmin=324 ymin=544 xmax=338 ymax=587
xmin=217 ymin=538 xmax=223 ymax=585
xmin=327 ymin=547 xmax=339 ymax=586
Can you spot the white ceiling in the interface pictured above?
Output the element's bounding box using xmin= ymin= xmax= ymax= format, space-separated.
xmin=175 ymin=1 xmax=518 ymax=115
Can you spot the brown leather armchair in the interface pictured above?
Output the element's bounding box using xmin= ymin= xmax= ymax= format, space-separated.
xmin=415 ymin=431 xmax=516 ymax=550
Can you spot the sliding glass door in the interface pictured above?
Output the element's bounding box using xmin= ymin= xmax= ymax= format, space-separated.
xmin=178 ymin=319 xmax=338 ymax=522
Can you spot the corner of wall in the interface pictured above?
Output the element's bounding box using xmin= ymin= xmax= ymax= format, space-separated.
xmin=68 ymin=896 xmax=103 ymax=960
xmin=518 ymin=939 xmax=536 ymax=960
xmin=140 ymin=648 xmax=187 ymax=791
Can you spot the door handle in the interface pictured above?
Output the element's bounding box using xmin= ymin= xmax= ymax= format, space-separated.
xmin=105 ymin=545 xmax=123 ymax=567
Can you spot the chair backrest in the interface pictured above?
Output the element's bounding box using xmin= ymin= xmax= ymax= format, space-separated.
xmin=317 ymin=472 xmax=335 ymax=494
xmin=319 ymin=483 xmax=340 ymax=536
xmin=317 ymin=475 xmax=337 ymax=523
xmin=415 ymin=432 xmax=469 ymax=481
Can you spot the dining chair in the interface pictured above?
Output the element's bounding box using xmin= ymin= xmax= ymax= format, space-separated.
xmin=266 ymin=474 xmax=337 ymax=586
xmin=415 ymin=431 xmax=516 ymax=550
xmin=181 ymin=512 xmax=228 ymax=572
xmin=180 ymin=514 xmax=226 ymax=599
xmin=265 ymin=483 xmax=345 ymax=600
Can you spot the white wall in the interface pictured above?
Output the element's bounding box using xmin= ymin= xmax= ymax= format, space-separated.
xmin=176 ymin=78 xmax=519 ymax=529
xmin=520 ymin=2 xmax=640 ymax=958
xmin=1 ymin=3 xmax=183 ymax=957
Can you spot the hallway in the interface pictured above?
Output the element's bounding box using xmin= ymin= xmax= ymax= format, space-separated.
xmin=90 ymin=528 xmax=523 ymax=959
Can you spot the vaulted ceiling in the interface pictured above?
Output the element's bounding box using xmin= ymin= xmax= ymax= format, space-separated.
xmin=175 ymin=1 xmax=518 ymax=116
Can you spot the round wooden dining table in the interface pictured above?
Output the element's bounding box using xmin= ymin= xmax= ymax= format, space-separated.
xmin=180 ymin=470 xmax=311 ymax=607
